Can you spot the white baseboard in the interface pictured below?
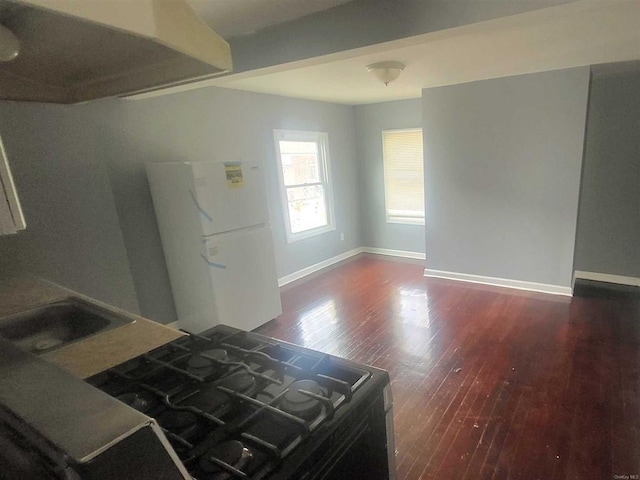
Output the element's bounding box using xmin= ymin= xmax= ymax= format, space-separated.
xmin=423 ymin=268 xmax=572 ymax=296
xmin=574 ymin=270 xmax=640 ymax=287
xmin=361 ymin=247 xmax=426 ymax=260
xmin=278 ymin=247 xmax=364 ymax=287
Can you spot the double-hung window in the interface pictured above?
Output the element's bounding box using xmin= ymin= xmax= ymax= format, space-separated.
xmin=382 ymin=128 xmax=425 ymax=225
xmin=273 ymin=129 xmax=335 ymax=242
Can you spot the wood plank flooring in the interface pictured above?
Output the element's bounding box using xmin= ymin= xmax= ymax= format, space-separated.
xmin=256 ymin=254 xmax=640 ymax=480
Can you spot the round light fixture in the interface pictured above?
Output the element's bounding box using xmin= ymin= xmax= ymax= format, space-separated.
xmin=0 ymin=24 xmax=20 ymax=62
xmin=366 ymin=61 xmax=405 ymax=86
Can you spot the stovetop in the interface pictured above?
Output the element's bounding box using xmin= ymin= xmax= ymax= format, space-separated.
xmin=87 ymin=325 xmax=375 ymax=480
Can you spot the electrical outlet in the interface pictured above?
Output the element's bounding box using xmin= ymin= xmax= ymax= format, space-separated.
xmin=340 ymin=232 xmax=345 ymax=241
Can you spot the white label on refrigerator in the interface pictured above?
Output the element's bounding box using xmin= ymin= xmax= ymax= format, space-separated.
xmin=224 ymin=163 xmax=243 ymax=188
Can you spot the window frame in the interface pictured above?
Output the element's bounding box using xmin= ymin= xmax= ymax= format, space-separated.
xmin=382 ymin=127 xmax=425 ymax=226
xmin=273 ymin=129 xmax=336 ymax=243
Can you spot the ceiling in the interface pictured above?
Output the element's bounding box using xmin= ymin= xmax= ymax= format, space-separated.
xmin=205 ymin=0 xmax=640 ymax=105
xmin=127 ymin=0 xmax=640 ymax=104
xmin=186 ymin=0 xmax=352 ymax=39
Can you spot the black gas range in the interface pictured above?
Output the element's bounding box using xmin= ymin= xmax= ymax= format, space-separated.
xmin=87 ymin=325 xmax=396 ymax=480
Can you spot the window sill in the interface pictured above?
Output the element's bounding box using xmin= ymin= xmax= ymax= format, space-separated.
xmin=285 ymin=224 xmax=336 ymax=243
xmin=386 ymin=217 xmax=425 ymax=226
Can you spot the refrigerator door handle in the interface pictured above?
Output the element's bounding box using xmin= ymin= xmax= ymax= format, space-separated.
xmin=189 ymin=190 xmax=213 ymax=223
xmin=200 ymin=254 xmax=226 ymax=269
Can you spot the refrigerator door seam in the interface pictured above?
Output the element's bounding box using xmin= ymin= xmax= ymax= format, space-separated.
xmin=202 ymin=222 xmax=268 ymax=238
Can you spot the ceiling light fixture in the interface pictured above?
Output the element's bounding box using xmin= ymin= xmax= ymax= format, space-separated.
xmin=0 ymin=24 xmax=20 ymax=62
xmin=366 ymin=61 xmax=405 ymax=86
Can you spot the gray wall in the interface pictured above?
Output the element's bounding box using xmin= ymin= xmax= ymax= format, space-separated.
xmin=355 ymin=98 xmax=424 ymax=253
xmin=230 ymin=0 xmax=574 ymax=74
xmin=94 ymin=88 xmax=360 ymax=324
xmin=0 ymin=103 xmax=140 ymax=313
xmin=422 ymin=67 xmax=590 ymax=288
xmin=0 ymin=88 xmax=360 ymax=323
xmin=573 ymin=69 xmax=640 ymax=278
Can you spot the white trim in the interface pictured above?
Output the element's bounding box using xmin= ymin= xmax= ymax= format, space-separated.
xmin=278 ymin=248 xmax=363 ymax=287
xmin=574 ymin=270 xmax=640 ymax=288
xmin=423 ymin=268 xmax=572 ymax=296
xmin=361 ymin=247 xmax=426 ymax=260
xmin=386 ymin=216 xmax=425 ymax=226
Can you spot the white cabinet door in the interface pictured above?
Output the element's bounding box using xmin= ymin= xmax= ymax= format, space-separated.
xmin=0 ymin=134 xmax=25 ymax=235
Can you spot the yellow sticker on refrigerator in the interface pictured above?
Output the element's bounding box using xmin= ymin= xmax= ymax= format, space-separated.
xmin=224 ymin=163 xmax=243 ymax=188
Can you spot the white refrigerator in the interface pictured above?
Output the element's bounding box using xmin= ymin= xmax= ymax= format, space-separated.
xmin=146 ymin=161 xmax=282 ymax=333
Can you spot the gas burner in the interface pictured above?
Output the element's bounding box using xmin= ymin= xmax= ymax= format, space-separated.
xmin=187 ymin=349 xmax=229 ymax=377
xmin=218 ymin=371 xmax=256 ymax=395
xmin=157 ymin=410 xmax=197 ymax=431
xmin=198 ymin=440 xmax=252 ymax=477
xmin=178 ymin=372 xmax=256 ymax=415
xmin=179 ymin=384 xmax=231 ymax=415
xmin=116 ymin=391 xmax=157 ymax=413
xmin=176 ymin=372 xmax=256 ymax=415
xmin=280 ymin=380 xmax=324 ymax=420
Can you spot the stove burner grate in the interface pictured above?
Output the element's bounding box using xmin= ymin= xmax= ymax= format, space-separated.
xmin=87 ymin=326 xmax=373 ymax=480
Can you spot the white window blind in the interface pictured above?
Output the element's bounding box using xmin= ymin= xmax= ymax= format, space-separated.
xmin=382 ymin=128 xmax=425 ymax=225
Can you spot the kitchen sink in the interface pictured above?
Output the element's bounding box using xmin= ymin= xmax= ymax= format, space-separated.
xmin=0 ymin=297 xmax=133 ymax=354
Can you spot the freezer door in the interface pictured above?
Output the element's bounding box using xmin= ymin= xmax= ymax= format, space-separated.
xmin=190 ymin=161 xmax=270 ymax=236
xmin=202 ymin=227 xmax=282 ymax=332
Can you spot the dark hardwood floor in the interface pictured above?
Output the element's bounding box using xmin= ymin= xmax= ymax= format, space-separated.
xmin=256 ymin=254 xmax=640 ymax=480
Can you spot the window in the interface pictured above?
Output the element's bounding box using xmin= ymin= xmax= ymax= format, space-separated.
xmin=273 ymin=130 xmax=335 ymax=242
xmin=382 ymin=128 xmax=425 ymax=225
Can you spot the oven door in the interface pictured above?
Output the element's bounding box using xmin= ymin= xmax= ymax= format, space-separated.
xmin=317 ymin=416 xmax=386 ymax=480
xmin=303 ymin=392 xmax=394 ymax=480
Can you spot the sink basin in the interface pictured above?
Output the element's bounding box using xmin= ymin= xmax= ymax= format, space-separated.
xmin=0 ymin=297 xmax=133 ymax=354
